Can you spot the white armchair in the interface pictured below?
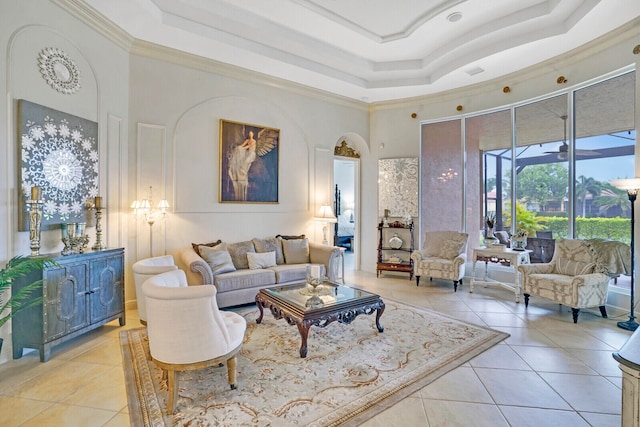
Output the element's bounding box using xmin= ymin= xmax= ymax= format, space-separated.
xmin=132 ymin=255 xmax=178 ymax=324
xmin=411 ymin=231 xmax=469 ymax=291
xmin=142 ymin=269 xmax=246 ymax=414
xmin=518 ymin=239 xmax=614 ymax=323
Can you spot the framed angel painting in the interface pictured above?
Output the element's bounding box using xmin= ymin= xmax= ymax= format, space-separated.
xmin=219 ymin=119 xmax=279 ymax=203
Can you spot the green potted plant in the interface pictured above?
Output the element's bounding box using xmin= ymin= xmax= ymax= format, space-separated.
xmin=0 ymin=256 xmax=56 ymax=354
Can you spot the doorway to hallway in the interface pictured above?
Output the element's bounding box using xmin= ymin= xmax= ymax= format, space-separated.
xmin=334 ymin=158 xmax=358 ymax=272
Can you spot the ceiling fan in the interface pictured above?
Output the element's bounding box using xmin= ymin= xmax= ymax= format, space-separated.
xmin=544 ymin=115 xmax=600 ymax=160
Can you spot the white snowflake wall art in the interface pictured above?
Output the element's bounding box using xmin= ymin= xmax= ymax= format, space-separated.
xmin=18 ymin=99 xmax=98 ymax=231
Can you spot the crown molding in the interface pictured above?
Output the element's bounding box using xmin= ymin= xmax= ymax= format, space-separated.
xmin=52 ymin=0 xmax=134 ymax=51
xmin=372 ymin=16 xmax=640 ymax=111
xmin=53 ymin=0 xmax=367 ymax=110
xmin=129 ymin=39 xmax=368 ymax=111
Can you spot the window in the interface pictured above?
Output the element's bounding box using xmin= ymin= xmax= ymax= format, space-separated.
xmin=477 ymin=71 xmax=635 ymax=286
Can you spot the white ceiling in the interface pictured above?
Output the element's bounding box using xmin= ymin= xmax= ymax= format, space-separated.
xmin=82 ymin=0 xmax=640 ymax=103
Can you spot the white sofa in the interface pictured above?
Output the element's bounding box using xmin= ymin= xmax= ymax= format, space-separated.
xmin=181 ymin=236 xmax=341 ymax=308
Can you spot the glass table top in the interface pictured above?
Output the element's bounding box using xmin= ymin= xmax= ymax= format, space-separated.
xmin=263 ymin=281 xmax=376 ymax=311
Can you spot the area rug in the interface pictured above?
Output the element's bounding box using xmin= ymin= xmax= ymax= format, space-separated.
xmin=120 ymin=300 xmax=509 ymax=426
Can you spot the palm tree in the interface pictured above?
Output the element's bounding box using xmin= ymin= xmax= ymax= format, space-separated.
xmin=575 ymin=176 xmax=601 ymax=217
xmin=595 ymin=185 xmax=630 ymax=217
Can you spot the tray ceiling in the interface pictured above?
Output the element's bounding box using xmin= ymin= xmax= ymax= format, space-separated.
xmin=82 ymin=0 xmax=640 ymax=102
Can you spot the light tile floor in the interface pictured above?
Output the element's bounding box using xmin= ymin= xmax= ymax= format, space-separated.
xmin=0 ymin=266 xmax=633 ymax=426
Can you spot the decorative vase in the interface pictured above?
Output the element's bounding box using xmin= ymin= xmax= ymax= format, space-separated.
xmin=512 ymin=238 xmax=527 ymax=251
xmin=484 ymin=227 xmax=499 ymax=246
xmin=389 ymin=233 xmax=403 ymax=249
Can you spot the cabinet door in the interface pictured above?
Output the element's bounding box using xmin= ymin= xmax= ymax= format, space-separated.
xmin=44 ymin=263 xmax=90 ymax=341
xmin=89 ymin=253 xmax=124 ymax=323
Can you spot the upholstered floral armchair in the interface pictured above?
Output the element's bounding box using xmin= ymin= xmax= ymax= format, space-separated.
xmin=517 ymin=239 xmax=612 ymax=323
xmin=411 ymin=231 xmax=469 ymax=291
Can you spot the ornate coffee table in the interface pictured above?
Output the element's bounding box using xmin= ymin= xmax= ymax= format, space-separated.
xmin=255 ymin=282 xmax=385 ymax=358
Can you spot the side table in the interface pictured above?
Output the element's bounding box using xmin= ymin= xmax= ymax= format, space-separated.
xmin=470 ymin=247 xmax=531 ymax=303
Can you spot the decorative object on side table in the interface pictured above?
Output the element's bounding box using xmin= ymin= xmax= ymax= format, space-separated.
xmin=304 ymin=264 xmax=326 ymax=307
xmin=382 ymin=208 xmax=390 ymax=227
xmin=389 ymin=232 xmax=403 ymax=249
xmin=26 ymin=186 xmax=44 ymax=256
xmin=388 ymin=255 xmax=402 ymax=264
xmin=484 ymin=212 xmax=499 ymax=246
xmin=511 ymin=228 xmax=528 ymax=251
xmin=611 ymin=177 xmax=640 ymax=331
xmin=60 ymin=222 xmax=89 ymax=255
xmin=314 ymin=204 xmax=337 ymax=245
xmin=92 ymin=196 xmax=106 ymax=250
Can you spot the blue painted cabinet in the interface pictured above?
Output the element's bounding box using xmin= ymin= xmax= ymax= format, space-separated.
xmin=12 ymin=248 xmax=125 ymax=362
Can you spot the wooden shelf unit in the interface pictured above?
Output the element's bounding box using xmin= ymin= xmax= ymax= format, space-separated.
xmin=376 ymin=221 xmax=414 ymax=279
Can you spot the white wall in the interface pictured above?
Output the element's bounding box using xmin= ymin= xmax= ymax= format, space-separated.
xmin=127 ymin=52 xmax=370 ymax=293
xmin=0 ymin=0 xmax=129 ymax=363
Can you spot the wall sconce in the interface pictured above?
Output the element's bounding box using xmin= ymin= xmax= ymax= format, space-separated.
xmin=456 ymin=105 xmax=463 ymax=111
xmin=315 ymin=204 xmax=337 ymax=245
xmin=503 ymin=86 xmax=511 ymax=93
xmin=557 ymin=76 xmax=568 ymax=84
xmin=131 ymin=186 xmax=170 ymax=255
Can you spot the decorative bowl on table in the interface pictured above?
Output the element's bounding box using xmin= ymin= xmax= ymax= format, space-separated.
xmin=388 ymin=255 xmax=402 ymax=263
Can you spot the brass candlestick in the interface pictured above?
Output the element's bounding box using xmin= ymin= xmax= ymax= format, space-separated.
xmin=92 ymin=196 xmax=106 ymax=251
xmin=27 ymin=196 xmax=44 ymax=257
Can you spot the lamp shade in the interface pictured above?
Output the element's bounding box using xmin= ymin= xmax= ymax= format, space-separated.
xmin=315 ymin=204 xmax=337 ymax=223
xmin=612 ymin=178 xmax=640 ymax=191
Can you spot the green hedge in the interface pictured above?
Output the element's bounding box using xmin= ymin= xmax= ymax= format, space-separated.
xmin=534 ymin=216 xmax=630 ymax=244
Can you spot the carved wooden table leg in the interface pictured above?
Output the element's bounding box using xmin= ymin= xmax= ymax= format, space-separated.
xmin=375 ymin=302 xmax=385 ymax=332
xmin=296 ymin=320 xmax=311 ymax=358
xmin=255 ymin=296 xmax=264 ymax=324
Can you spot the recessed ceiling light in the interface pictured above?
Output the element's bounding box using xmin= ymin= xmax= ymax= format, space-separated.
xmin=447 ymin=12 xmax=463 ymax=22
xmin=465 ymin=66 xmax=484 ymax=76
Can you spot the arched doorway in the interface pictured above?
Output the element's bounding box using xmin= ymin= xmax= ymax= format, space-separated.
xmin=333 ymin=138 xmax=362 ymax=272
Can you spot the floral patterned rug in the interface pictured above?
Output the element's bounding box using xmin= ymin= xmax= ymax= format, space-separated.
xmin=120 ymin=300 xmax=508 ymax=426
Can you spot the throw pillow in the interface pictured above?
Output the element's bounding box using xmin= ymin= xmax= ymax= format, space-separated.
xmin=556 ymin=258 xmax=595 ymax=276
xmin=281 ymin=238 xmax=310 ymax=264
xmin=198 ymin=244 xmax=236 ymax=276
xmin=252 ymin=237 xmax=285 ymax=265
xmin=247 ymin=251 xmax=277 ymax=269
xmin=276 ymin=234 xmax=306 ymax=240
xmin=226 ymin=240 xmax=256 ymax=270
xmin=440 ymin=240 xmax=465 ymax=260
xmin=192 ymin=239 xmax=222 ymax=257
